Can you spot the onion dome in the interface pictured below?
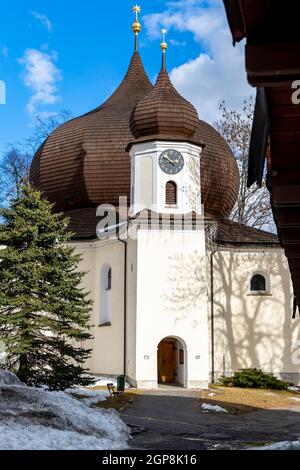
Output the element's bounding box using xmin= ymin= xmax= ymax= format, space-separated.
xmin=130 ymin=68 xmax=199 ymax=139
xmin=129 ymin=30 xmax=239 ymax=219
xmin=130 ymin=29 xmax=199 ymax=139
xmin=130 ymin=32 xmax=199 ymax=140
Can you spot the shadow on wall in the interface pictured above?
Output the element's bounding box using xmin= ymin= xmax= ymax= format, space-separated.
xmin=164 ymin=250 xmax=207 ymax=328
xmin=163 ymin=247 xmax=300 ymax=382
xmin=212 ymin=250 xmax=300 ymax=381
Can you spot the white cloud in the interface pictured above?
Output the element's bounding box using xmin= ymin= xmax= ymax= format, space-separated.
xmin=30 ymin=11 xmax=52 ymax=32
xmin=0 ymin=80 xmax=6 ymax=105
xmin=19 ymin=49 xmax=62 ymax=114
xmin=34 ymin=111 xmax=58 ymax=120
xmin=144 ymin=0 xmax=253 ymax=123
xmin=1 ymin=46 xmax=8 ymax=58
xmin=169 ymin=39 xmax=187 ymax=47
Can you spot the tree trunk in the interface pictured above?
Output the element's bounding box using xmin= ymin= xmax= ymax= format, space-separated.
xmin=18 ymin=354 xmax=29 ymax=384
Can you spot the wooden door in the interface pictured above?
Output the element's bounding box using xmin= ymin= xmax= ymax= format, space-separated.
xmin=158 ymin=340 xmax=176 ymax=383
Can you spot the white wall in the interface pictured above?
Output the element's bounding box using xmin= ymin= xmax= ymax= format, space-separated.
xmin=211 ymin=247 xmax=300 ymax=384
xmin=175 ymin=338 xmax=186 ymax=386
xmin=71 ymin=236 xmax=300 ymax=387
xmin=139 ymin=157 xmax=153 ymax=209
xmin=134 ymin=227 xmax=209 ymax=388
xmin=126 ymin=238 xmax=138 ymax=382
xmin=72 ymin=239 xmax=125 ymax=376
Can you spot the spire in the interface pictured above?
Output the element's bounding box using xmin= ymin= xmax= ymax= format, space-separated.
xmin=160 ymin=28 xmax=168 ymax=71
xmin=130 ymin=27 xmax=199 ymax=141
xmin=132 ymin=5 xmax=142 ymax=52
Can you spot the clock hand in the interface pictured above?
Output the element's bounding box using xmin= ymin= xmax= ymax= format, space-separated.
xmin=164 ymin=155 xmax=181 ymax=165
xmin=163 ymin=155 xmax=174 ymax=164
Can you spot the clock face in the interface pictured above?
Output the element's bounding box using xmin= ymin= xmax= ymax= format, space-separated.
xmin=159 ymin=149 xmax=184 ymax=175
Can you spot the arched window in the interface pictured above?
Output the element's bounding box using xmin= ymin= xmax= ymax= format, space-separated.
xmin=166 ymin=181 xmax=177 ymax=206
xmin=100 ymin=265 xmax=112 ymax=325
xmin=250 ymin=273 xmax=266 ymax=292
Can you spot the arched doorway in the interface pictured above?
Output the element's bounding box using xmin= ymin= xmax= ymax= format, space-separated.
xmin=157 ymin=337 xmax=187 ymax=387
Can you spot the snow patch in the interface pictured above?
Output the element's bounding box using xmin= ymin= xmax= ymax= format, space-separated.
xmin=0 ymin=370 xmax=25 ymax=387
xmin=251 ymin=441 xmax=300 ymax=450
xmin=0 ymin=370 xmax=130 ymax=450
xmin=201 ymin=403 xmax=228 ymax=413
xmin=85 ymin=375 xmax=130 ymax=389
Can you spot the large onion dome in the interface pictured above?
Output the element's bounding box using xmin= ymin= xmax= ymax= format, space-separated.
xmin=30 ymin=49 xmax=240 ymax=238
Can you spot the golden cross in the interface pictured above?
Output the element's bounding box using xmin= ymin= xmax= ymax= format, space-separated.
xmin=161 ymin=28 xmax=167 ymax=43
xmin=133 ymin=5 xmax=141 ymax=21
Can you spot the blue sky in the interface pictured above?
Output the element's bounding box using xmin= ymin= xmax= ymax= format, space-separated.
xmin=0 ymin=0 xmax=252 ymax=155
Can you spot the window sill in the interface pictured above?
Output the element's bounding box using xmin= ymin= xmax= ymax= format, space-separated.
xmin=247 ymin=292 xmax=272 ymax=296
xmin=98 ymin=322 xmax=112 ymax=327
xmin=164 ymin=205 xmax=179 ymax=209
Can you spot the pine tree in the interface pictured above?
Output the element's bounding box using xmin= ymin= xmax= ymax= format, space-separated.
xmin=0 ymin=184 xmax=93 ymax=390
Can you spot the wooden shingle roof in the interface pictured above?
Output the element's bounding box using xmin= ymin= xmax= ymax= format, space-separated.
xmin=130 ymin=68 xmax=199 ymax=139
xmin=215 ymin=218 xmax=279 ymax=246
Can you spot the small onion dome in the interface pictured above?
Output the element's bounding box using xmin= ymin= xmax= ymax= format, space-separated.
xmin=130 ymin=68 xmax=199 ymax=139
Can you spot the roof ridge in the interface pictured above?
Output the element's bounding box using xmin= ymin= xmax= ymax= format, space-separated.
xmin=98 ymin=51 xmax=152 ymax=110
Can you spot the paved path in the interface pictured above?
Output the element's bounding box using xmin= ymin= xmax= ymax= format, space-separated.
xmin=120 ymin=388 xmax=300 ymax=450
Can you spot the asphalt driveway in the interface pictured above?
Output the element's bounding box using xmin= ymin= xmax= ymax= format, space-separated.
xmin=120 ymin=388 xmax=300 ymax=450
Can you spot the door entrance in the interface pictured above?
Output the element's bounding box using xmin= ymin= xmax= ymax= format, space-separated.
xmin=157 ymin=338 xmax=177 ymax=384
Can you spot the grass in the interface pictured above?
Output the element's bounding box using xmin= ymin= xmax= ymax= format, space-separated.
xmin=244 ymin=441 xmax=272 ymax=447
xmin=95 ymin=392 xmax=140 ymax=411
xmin=199 ymin=385 xmax=300 ymax=414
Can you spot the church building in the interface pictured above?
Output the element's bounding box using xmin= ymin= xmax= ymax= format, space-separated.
xmin=30 ymin=8 xmax=300 ymax=388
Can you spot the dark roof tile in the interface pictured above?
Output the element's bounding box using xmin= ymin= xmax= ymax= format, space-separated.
xmin=215 ymin=218 xmax=279 ymax=245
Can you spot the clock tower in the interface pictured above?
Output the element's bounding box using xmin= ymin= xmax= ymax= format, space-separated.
xmin=129 ymin=33 xmax=203 ymax=216
xmin=129 ymin=140 xmax=203 ymax=215
xmin=125 ymin=30 xmax=210 ymax=389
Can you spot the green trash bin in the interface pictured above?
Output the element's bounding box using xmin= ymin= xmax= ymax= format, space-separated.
xmin=117 ymin=375 xmax=125 ymax=392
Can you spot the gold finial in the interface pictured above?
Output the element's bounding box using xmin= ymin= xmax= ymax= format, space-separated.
xmin=133 ymin=5 xmax=141 ymax=20
xmin=160 ymin=28 xmax=168 ymax=51
xmin=160 ymin=28 xmax=168 ymax=70
xmin=132 ymin=5 xmax=142 ymax=35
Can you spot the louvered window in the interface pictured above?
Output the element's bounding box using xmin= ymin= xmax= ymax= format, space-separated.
xmin=250 ymin=274 xmax=266 ymax=292
xmin=166 ymin=181 xmax=177 ymax=205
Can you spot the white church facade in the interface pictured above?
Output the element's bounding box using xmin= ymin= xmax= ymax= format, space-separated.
xmin=30 ymin=11 xmax=300 ymax=388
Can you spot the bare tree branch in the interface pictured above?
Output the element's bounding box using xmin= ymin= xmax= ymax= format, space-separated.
xmin=0 ymin=111 xmax=72 ymax=206
xmin=214 ymin=99 xmax=275 ymax=232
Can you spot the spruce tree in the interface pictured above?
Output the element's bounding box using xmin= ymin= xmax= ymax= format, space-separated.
xmin=0 ymin=184 xmax=93 ymax=390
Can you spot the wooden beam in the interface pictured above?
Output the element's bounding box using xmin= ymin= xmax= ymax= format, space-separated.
xmin=246 ymin=42 xmax=300 ymax=86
